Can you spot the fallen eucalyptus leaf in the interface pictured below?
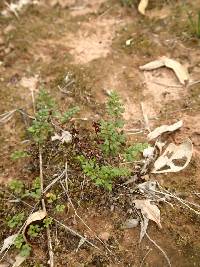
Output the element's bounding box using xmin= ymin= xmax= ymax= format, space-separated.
xmin=138 ymin=0 xmax=149 ymax=15
xmin=152 ymin=139 xmax=193 ymax=173
xmin=51 ymin=131 xmax=72 ymax=144
xmin=147 ymin=120 xmax=183 ymax=140
xmin=122 ymin=218 xmax=139 ymax=229
xmin=0 ymin=234 xmax=18 ymax=254
xmin=23 ymin=210 xmax=46 ymax=241
xmin=133 ymin=199 xmax=162 ymax=229
xmin=140 ymin=57 xmax=189 ymax=85
xmin=12 ymin=254 xmax=27 ymax=267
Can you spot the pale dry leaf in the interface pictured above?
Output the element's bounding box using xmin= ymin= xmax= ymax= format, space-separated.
xmin=143 ymin=147 xmax=154 ymax=158
xmin=12 ymin=254 xmax=27 ymax=267
xmin=152 ymin=139 xmax=193 ymax=173
xmin=147 ymin=120 xmax=183 ymax=140
xmin=23 ymin=210 xmax=46 ymax=241
xmin=51 ymin=131 xmax=72 ymax=144
xmin=133 ymin=199 xmax=162 ymax=228
xmin=140 ymin=215 xmax=149 ymax=242
xmin=164 ymin=57 xmax=189 ymax=85
xmin=122 ymin=218 xmax=139 ymax=229
xmin=0 ymin=234 xmax=18 ymax=254
xmin=138 ymin=0 xmax=149 ymax=15
xmin=140 ymin=57 xmax=189 ymax=85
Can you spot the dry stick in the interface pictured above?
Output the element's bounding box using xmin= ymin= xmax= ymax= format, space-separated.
xmin=61 ymin=164 xmax=113 ymax=255
xmin=43 ymin=171 xmax=65 ymax=194
xmin=52 ymin=218 xmax=100 ymax=251
xmin=140 ymin=248 xmax=152 ymax=267
xmin=39 ymin=147 xmax=54 ymax=267
xmin=146 ymin=233 xmax=171 ymax=267
xmin=60 ymin=180 xmax=112 ymax=254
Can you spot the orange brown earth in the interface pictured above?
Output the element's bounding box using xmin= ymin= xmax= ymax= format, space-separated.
xmin=0 ymin=0 xmax=200 ymax=266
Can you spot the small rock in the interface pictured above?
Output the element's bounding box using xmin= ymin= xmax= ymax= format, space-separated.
xmin=98 ymin=232 xmax=110 ymax=241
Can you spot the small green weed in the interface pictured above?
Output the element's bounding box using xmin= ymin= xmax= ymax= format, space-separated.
xmin=121 ymin=0 xmax=134 ymax=7
xmin=11 ymin=150 xmax=29 ymax=160
xmin=46 ymin=192 xmax=57 ymax=203
xmin=77 ymin=155 xmax=131 ymax=190
xmin=43 ymin=217 xmax=53 ymax=228
xmin=26 ymin=177 xmax=41 ymax=199
xmin=55 ymin=204 xmax=65 ymax=213
xmin=7 ymin=212 xmax=25 ymax=228
xmin=14 ymin=234 xmax=32 ymax=257
xmin=28 ymin=224 xmax=42 ymax=237
xmin=98 ymin=91 xmax=125 ymax=156
xmin=60 ymin=106 xmax=80 ymax=123
xmin=123 ymin=143 xmax=149 ymax=162
xmin=187 ymin=11 xmax=200 ymax=38
xmin=9 ymin=180 xmax=24 ymax=195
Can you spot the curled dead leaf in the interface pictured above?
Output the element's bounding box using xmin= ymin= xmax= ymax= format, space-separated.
xmin=0 ymin=234 xmax=18 ymax=254
xmin=23 ymin=210 xmax=46 ymax=241
xmin=147 ymin=120 xmax=183 ymax=140
xmin=140 ymin=57 xmax=189 ymax=85
xmin=152 ymin=139 xmax=193 ymax=173
xmin=138 ymin=0 xmax=149 ymax=15
xmin=133 ymin=199 xmax=162 ymax=229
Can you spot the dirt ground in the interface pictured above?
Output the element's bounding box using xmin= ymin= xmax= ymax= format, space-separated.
xmin=0 ymin=0 xmax=200 ymax=266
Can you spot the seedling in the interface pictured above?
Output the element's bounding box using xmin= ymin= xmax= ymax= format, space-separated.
xmin=98 ymin=91 xmax=125 ymax=156
xmin=46 ymin=192 xmax=57 ymax=203
xmin=60 ymin=106 xmax=80 ymax=123
xmin=28 ymin=224 xmax=42 ymax=237
xmin=7 ymin=212 xmax=25 ymax=228
xmin=14 ymin=234 xmax=32 ymax=257
xmin=11 ymin=150 xmax=29 ymax=160
xmin=43 ymin=217 xmax=53 ymax=228
xmin=9 ymin=179 xmax=24 ymax=195
xmin=55 ymin=204 xmax=65 ymax=213
xmin=187 ymin=11 xmax=200 ymax=38
xmin=123 ymin=143 xmax=149 ymax=162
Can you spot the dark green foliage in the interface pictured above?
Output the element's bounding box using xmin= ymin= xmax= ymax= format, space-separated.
xmin=98 ymin=92 xmax=125 ymax=156
xmin=60 ymin=106 xmax=80 ymax=123
xmin=123 ymin=143 xmax=149 ymax=162
xmin=77 ymin=155 xmax=131 ymax=190
xmin=11 ymin=150 xmax=29 ymax=160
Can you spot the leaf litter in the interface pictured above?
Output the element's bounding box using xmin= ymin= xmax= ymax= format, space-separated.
xmin=138 ymin=0 xmax=149 ymax=15
xmin=140 ymin=57 xmax=190 ymax=85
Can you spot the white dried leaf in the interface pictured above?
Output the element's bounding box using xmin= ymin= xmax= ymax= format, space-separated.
xmin=51 ymin=131 xmax=72 ymax=144
xmin=143 ymin=147 xmax=154 ymax=158
xmin=138 ymin=0 xmax=149 ymax=15
xmin=12 ymin=254 xmax=27 ymax=267
xmin=137 ymin=181 xmax=157 ymax=193
xmin=140 ymin=57 xmax=189 ymax=85
xmin=23 ymin=210 xmax=46 ymax=241
xmin=0 ymin=234 xmax=18 ymax=254
xmin=155 ymin=141 xmax=166 ymax=154
xmin=140 ymin=216 xmax=149 ymax=242
xmin=133 ymin=199 xmax=162 ymax=228
xmin=152 ymin=139 xmax=193 ymax=173
xmin=147 ymin=120 xmax=183 ymax=140
xmin=122 ymin=218 xmax=139 ymax=229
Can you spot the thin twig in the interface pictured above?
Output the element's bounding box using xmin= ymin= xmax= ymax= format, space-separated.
xmin=140 ymin=248 xmax=152 ymax=267
xmin=43 ymin=171 xmax=65 ymax=194
xmin=39 ymin=147 xmax=54 ymax=267
xmin=146 ymin=233 xmax=171 ymax=267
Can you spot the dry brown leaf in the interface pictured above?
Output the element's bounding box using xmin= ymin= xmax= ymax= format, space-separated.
xmin=140 ymin=57 xmax=189 ymax=85
xmin=0 ymin=234 xmax=18 ymax=254
xmin=152 ymin=139 xmax=193 ymax=173
xmin=133 ymin=199 xmax=162 ymax=228
xmin=138 ymin=0 xmax=149 ymax=15
xmin=23 ymin=210 xmax=46 ymax=241
xmin=147 ymin=120 xmax=183 ymax=140
xmin=12 ymin=254 xmax=27 ymax=267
